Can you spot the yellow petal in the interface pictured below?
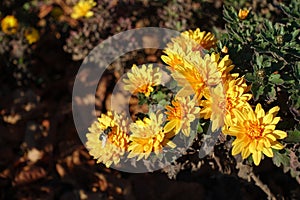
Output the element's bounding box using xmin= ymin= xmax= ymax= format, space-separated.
xmin=241 ymin=147 xmax=251 ymax=159
xmin=249 ymin=141 xmax=257 ymax=153
xmin=167 ymin=141 xmax=176 ymax=148
xmin=271 ymin=141 xmax=284 ymax=150
xmin=164 ymin=120 xmax=177 ymax=133
xmin=232 ymin=141 xmax=244 ymax=155
xmin=262 ymin=147 xmax=273 ymax=157
xmin=252 ymin=151 xmax=262 ymax=166
xmin=263 ymin=114 xmax=273 ymax=124
xmin=268 ymin=106 xmax=280 ymax=115
xmin=271 ymin=117 xmax=280 ymax=125
xmin=273 ymin=130 xmax=287 ymax=139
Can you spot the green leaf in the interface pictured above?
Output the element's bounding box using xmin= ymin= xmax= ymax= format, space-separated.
xmin=269 ymin=74 xmax=284 ymax=85
xmin=285 ymin=129 xmax=300 ymax=143
xmin=197 ymin=123 xmax=203 ymax=134
xmin=152 ymin=91 xmax=166 ymax=102
xmin=245 ymin=73 xmax=256 ymax=82
xmin=252 ymin=84 xmax=265 ymax=100
xmin=272 ymin=150 xmax=290 ymax=167
xmin=267 ymin=86 xmax=277 ymax=102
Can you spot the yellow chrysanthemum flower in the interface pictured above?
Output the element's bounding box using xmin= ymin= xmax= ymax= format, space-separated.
xmin=223 ymin=103 xmax=287 ymax=166
xmin=1 ymin=15 xmax=18 ymax=35
xmin=171 ymin=53 xmax=222 ymax=100
xmin=210 ymin=53 xmax=235 ymax=81
xmin=238 ymin=8 xmax=250 ymax=20
xmin=24 ymin=28 xmax=40 ymax=44
xmin=200 ymin=77 xmax=252 ymax=131
xmin=181 ymin=28 xmax=217 ymax=50
xmin=123 ymin=64 xmax=162 ymax=97
xmin=86 ymin=112 xmax=129 ymax=167
xmin=164 ymin=96 xmax=200 ymax=136
xmin=128 ymin=112 xmax=176 ymax=160
xmin=71 ymin=0 xmax=96 ymax=19
xmin=161 ymin=29 xmax=216 ymax=72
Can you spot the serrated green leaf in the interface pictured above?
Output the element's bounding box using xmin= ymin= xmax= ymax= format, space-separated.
xmin=245 ymin=73 xmax=256 ymax=82
xmin=152 ymin=91 xmax=166 ymax=102
xmin=269 ymin=74 xmax=284 ymax=85
xmin=285 ymin=129 xmax=300 ymax=143
xmin=252 ymin=84 xmax=265 ymax=100
xmin=267 ymin=86 xmax=277 ymax=102
xmin=272 ymin=150 xmax=290 ymax=167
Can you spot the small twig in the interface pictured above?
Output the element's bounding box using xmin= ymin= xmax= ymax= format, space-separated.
xmin=212 ymin=152 xmax=223 ymax=173
xmin=249 ymin=172 xmax=277 ymax=200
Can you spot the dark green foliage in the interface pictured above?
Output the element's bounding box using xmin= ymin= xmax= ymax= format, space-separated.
xmin=222 ymin=0 xmax=300 ymax=182
xmin=222 ymin=0 xmax=300 ymax=119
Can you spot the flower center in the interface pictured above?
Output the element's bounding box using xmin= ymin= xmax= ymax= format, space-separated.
xmin=246 ymin=122 xmax=263 ymax=139
xmin=173 ymin=102 xmax=182 ymax=119
xmin=170 ymin=57 xmax=183 ymax=69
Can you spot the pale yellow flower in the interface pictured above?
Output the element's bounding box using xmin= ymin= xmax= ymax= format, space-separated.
xmin=181 ymin=28 xmax=217 ymax=50
xmin=123 ymin=64 xmax=162 ymax=97
xmin=171 ymin=53 xmax=222 ymax=101
xmin=223 ymin=103 xmax=287 ymax=166
xmin=25 ymin=28 xmax=40 ymax=44
xmin=128 ymin=112 xmax=176 ymax=160
xmin=86 ymin=112 xmax=129 ymax=167
xmin=71 ymin=0 xmax=96 ymax=19
xmin=200 ymin=77 xmax=252 ymax=131
xmin=210 ymin=53 xmax=235 ymax=81
xmin=161 ymin=28 xmax=216 ymax=72
xmin=238 ymin=8 xmax=250 ymax=20
xmin=164 ymin=96 xmax=200 ymax=136
xmin=1 ymin=15 xmax=18 ymax=35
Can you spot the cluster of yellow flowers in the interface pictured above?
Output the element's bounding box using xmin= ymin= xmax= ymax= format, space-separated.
xmin=160 ymin=28 xmax=287 ymax=166
xmin=0 ymin=15 xmax=40 ymax=44
xmin=0 ymin=0 xmax=97 ymax=41
xmin=86 ymin=27 xmax=287 ymax=167
xmin=86 ymin=111 xmax=176 ymax=167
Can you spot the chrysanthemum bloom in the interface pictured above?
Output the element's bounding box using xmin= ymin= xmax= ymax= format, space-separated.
xmin=1 ymin=15 xmax=18 ymax=35
xmin=181 ymin=28 xmax=217 ymax=50
xmin=86 ymin=112 xmax=129 ymax=167
xmin=25 ymin=28 xmax=40 ymax=44
xmin=210 ymin=53 xmax=235 ymax=81
xmin=171 ymin=53 xmax=223 ymax=101
xmin=123 ymin=64 xmax=162 ymax=97
xmin=200 ymin=77 xmax=252 ymax=131
xmin=164 ymin=96 xmax=200 ymax=136
xmin=71 ymin=0 xmax=96 ymax=19
xmin=128 ymin=112 xmax=176 ymax=160
xmin=161 ymin=36 xmax=198 ymax=72
xmin=223 ymin=103 xmax=287 ymax=166
xmin=238 ymin=8 xmax=250 ymax=20
xmin=161 ymin=29 xmax=216 ymax=72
